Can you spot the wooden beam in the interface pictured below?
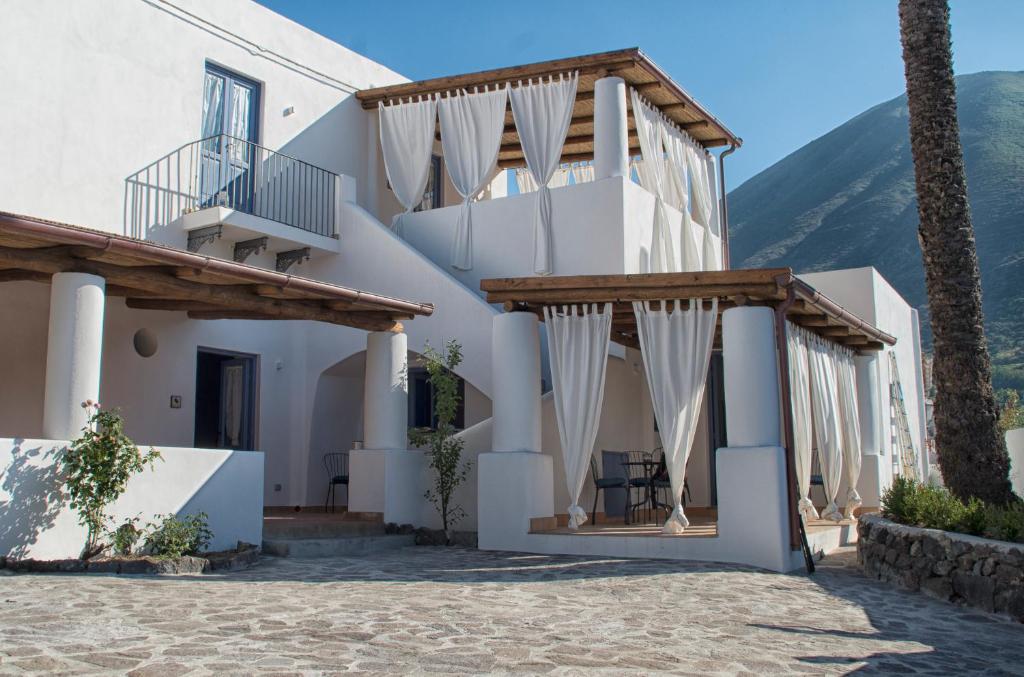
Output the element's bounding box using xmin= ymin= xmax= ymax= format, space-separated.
xmin=0 ymin=245 xmax=401 ymax=330
xmin=125 ymin=298 xmax=230 ymax=313
xmin=500 ymin=130 xmax=638 ymax=153
xmin=0 ymin=269 xmax=50 ymax=284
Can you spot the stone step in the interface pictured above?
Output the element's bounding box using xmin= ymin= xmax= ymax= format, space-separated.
xmin=262 ymin=515 xmax=384 ymax=540
xmin=805 ymin=519 xmax=858 ymax=559
xmin=261 ymin=534 xmax=414 ymax=558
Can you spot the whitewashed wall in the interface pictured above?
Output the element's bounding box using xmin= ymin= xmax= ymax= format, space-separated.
xmin=0 ymin=439 xmax=263 ymax=560
xmin=0 ymin=0 xmax=406 ymax=231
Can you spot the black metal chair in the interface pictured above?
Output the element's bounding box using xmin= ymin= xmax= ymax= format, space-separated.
xmin=589 ymin=455 xmax=626 ymax=525
xmin=651 ymin=447 xmax=690 ymax=520
xmin=323 ymin=452 xmax=349 ymax=513
xmin=621 ymin=450 xmax=653 ymax=524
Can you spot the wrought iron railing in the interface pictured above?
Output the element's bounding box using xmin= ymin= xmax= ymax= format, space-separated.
xmin=125 ymin=134 xmax=340 ymax=239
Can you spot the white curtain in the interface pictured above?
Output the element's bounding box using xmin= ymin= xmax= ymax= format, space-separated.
xmin=515 ymin=168 xmax=538 ymax=194
xmin=703 ymin=153 xmax=723 ymax=271
xmin=662 ymin=126 xmax=703 ymax=272
xmin=544 ymin=304 xmax=613 ymax=529
xmin=438 ymin=86 xmax=508 ymax=271
xmin=836 ymin=348 xmax=863 ymax=518
xmin=631 ymin=89 xmax=676 ymax=274
xmin=808 ymin=334 xmax=845 ymax=521
xmin=548 ymin=166 xmax=572 ymax=188
xmin=572 ymin=163 xmax=594 ymax=184
xmin=633 ymin=298 xmax=718 ymax=533
xmin=379 ymin=96 xmax=438 ymax=237
xmin=510 ymin=73 xmax=578 ymax=276
xmin=787 ymin=323 xmax=819 ymax=521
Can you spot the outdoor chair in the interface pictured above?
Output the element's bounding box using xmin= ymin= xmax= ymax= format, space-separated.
xmin=323 ymin=452 xmax=349 ymax=513
xmin=621 ymin=450 xmax=653 ymax=524
xmin=589 ymin=455 xmax=627 ymax=525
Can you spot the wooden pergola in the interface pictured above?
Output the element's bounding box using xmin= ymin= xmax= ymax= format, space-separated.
xmin=481 ymin=269 xmax=896 ymax=352
xmin=356 ymin=47 xmax=742 ymax=169
xmin=0 ymin=212 xmax=434 ymax=332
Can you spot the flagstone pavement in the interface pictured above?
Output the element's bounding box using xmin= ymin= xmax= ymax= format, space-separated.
xmin=2 ymin=546 xmax=1023 ymax=676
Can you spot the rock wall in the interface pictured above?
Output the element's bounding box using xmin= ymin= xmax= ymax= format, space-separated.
xmin=858 ymin=514 xmax=1024 ymax=622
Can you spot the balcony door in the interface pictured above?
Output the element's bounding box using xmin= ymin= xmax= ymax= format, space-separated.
xmin=199 ymin=64 xmax=260 ymax=211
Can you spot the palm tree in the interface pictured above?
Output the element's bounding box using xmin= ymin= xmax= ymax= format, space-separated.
xmin=897 ymin=0 xmax=1014 ymax=504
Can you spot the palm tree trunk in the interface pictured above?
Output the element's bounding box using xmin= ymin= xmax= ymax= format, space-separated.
xmin=898 ymin=0 xmax=1014 ymax=504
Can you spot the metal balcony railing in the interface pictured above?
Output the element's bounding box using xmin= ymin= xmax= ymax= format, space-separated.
xmin=125 ymin=134 xmax=340 ymax=239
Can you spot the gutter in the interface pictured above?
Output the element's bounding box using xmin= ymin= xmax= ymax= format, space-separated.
xmin=0 ymin=212 xmax=434 ymax=317
xmin=718 ymin=144 xmax=738 ymax=270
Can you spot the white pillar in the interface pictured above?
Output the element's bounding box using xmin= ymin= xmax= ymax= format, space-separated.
xmin=492 ymin=312 xmax=542 ymax=452
xmin=42 ymin=272 xmax=106 ymax=440
xmin=855 ymin=354 xmax=883 ymax=456
xmin=722 ymin=306 xmax=781 ymax=447
xmin=593 ymin=76 xmax=629 ymax=181
xmin=362 ymin=330 xmax=407 ymax=450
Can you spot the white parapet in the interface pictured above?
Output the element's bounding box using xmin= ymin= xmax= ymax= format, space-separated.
xmin=363 ymin=330 xmax=408 ymax=451
xmin=477 ymin=451 xmax=554 ymax=552
xmin=43 ymin=272 xmax=105 ymax=440
xmin=492 ymin=312 xmax=542 ymax=453
xmin=722 ymin=306 xmax=781 ymax=447
xmin=593 ymin=76 xmax=629 ymax=181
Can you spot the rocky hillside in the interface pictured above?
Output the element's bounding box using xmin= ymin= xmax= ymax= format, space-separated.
xmin=729 ymin=71 xmax=1024 ymax=389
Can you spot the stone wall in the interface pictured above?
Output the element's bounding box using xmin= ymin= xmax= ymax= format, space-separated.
xmin=858 ymin=514 xmax=1024 ymax=622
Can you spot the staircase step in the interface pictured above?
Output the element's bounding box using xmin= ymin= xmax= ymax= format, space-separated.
xmin=262 ymin=514 xmax=384 ymax=540
xmin=261 ymin=534 xmax=414 ymax=558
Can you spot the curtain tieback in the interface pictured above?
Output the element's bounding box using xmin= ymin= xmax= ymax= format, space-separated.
xmin=844 ymin=488 xmax=863 ymax=519
xmin=567 ymin=505 xmax=588 ymax=530
xmin=798 ymin=497 xmax=820 ymax=521
xmin=821 ymin=500 xmax=844 ymax=522
xmin=391 ymin=210 xmax=412 ymax=239
xmin=662 ymin=503 xmax=689 ymax=534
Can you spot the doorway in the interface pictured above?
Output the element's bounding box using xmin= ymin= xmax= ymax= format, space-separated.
xmin=199 ymin=63 xmax=261 ymax=211
xmin=194 ymin=348 xmax=258 ymax=450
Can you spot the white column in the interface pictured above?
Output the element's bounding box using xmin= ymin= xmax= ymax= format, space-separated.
xmin=362 ymin=330 xmax=408 ymax=450
xmin=593 ymin=76 xmax=629 ymax=181
xmin=722 ymin=306 xmax=781 ymax=447
xmin=42 ymin=272 xmax=106 ymax=440
xmin=492 ymin=312 xmax=542 ymax=452
xmin=855 ymin=354 xmax=883 ymax=456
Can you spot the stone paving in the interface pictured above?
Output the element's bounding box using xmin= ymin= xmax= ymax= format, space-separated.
xmin=2 ymin=546 xmax=1023 ymax=675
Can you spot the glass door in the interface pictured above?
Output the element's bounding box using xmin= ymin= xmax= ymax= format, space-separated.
xmin=199 ymin=64 xmax=260 ymax=211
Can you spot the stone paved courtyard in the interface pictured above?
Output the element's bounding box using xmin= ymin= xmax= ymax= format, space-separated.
xmin=2 ymin=546 xmax=1023 ymax=675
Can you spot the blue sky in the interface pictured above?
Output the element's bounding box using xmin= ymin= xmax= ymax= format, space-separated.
xmin=256 ymin=0 xmax=1024 ymax=188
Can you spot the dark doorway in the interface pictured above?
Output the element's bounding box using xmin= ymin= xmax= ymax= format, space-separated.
xmin=194 ymin=348 xmax=258 ymax=450
xmin=707 ymin=352 xmax=728 ymax=506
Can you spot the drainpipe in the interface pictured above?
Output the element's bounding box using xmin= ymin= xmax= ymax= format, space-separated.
xmin=718 ymin=144 xmax=738 ymax=270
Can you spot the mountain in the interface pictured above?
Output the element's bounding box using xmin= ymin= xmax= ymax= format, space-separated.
xmin=728 ymin=71 xmax=1024 ymax=390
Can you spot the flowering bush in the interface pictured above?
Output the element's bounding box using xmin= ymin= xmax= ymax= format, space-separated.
xmin=61 ymin=402 xmax=161 ymax=559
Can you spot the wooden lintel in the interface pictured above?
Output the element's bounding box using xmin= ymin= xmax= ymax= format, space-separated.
xmin=0 ymin=269 xmax=51 ymax=284
xmin=125 ymin=298 xmax=230 ymax=313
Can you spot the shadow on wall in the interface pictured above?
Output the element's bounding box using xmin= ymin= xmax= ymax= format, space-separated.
xmin=0 ymin=439 xmax=65 ymax=559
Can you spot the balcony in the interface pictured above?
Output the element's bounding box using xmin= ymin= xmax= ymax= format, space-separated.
xmin=125 ymin=135 xmax=349 ymax=270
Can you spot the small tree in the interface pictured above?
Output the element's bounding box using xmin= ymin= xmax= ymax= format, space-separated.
xmin=408 ymin=340 xmax=471 ymax=535
xmin=62 ymin=402 xmax=161 ymax=559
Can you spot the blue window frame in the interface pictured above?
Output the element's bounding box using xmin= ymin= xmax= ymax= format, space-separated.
xmin=201 ymin=63 xmax=260 ymax=144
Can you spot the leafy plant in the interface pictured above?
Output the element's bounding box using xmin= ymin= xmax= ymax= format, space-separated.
xmin=408 ymin=340 xmax=471 ymax=534
xmin=996 ymin=388 xmax=1024 ymax=433
xmin=882 ymin=476 xmax=1024 ymax=543
xmin=62 ymin=402 xmax=161 ymax=559
xmin=109 ymin=517 xmax=142 ymax=556
xmin=143 ymin=512 xmax=213 ymax=558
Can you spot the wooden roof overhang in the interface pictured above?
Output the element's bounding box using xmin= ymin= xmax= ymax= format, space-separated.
xmin=481 ymin=269 xmax=896 ymax=353
xmin=356 ymin=48 xmax=741 ymax=169
xmin=0 ymin=212 xmax=433 ymax=332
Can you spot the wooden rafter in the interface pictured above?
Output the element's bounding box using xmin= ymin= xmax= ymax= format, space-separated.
xmin=0 ymin=212 xmax=434 ymax=333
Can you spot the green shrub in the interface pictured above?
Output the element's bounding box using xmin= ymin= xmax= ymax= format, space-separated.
xmin=109 ymin=517 xmax=142 ymax=556
xmin=881 ymin=476 xmax=1024 ymax=543
xmin=143 ymin=513 xmax=213 ymax=558
xmin=62 ymin=402 xmax=161 ymax=559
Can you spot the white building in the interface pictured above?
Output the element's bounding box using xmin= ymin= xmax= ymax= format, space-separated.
xmin=0 ymin=0 xmax=927 ymax=572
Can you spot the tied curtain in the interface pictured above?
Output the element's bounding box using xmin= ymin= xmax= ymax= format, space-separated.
xmin=510 ymin=73 xmax=579 ymax=276
xmin=378 ymin=96 xmax=438 ymax=238
xmin=572 ymin=163 xmax=594 ymax=184
xmin=633 ymin=299 xmax=718 ymax=533
xmin=703 ymin=153 xmax=723 ymax=271
xmin=631 ymin=89 xmax=676 ymax=273
xmin=836 ymin=347 xmax=863 ymax=518
xmin=807 ymin=333 xmax=845 ymax=522
xmin=787 ymin=323 xmax=819 ymax=521
xmin=543 ymin=304 xmax=613 ymax=529
xmin=438 ymin=86 xmax=508 ymax=271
